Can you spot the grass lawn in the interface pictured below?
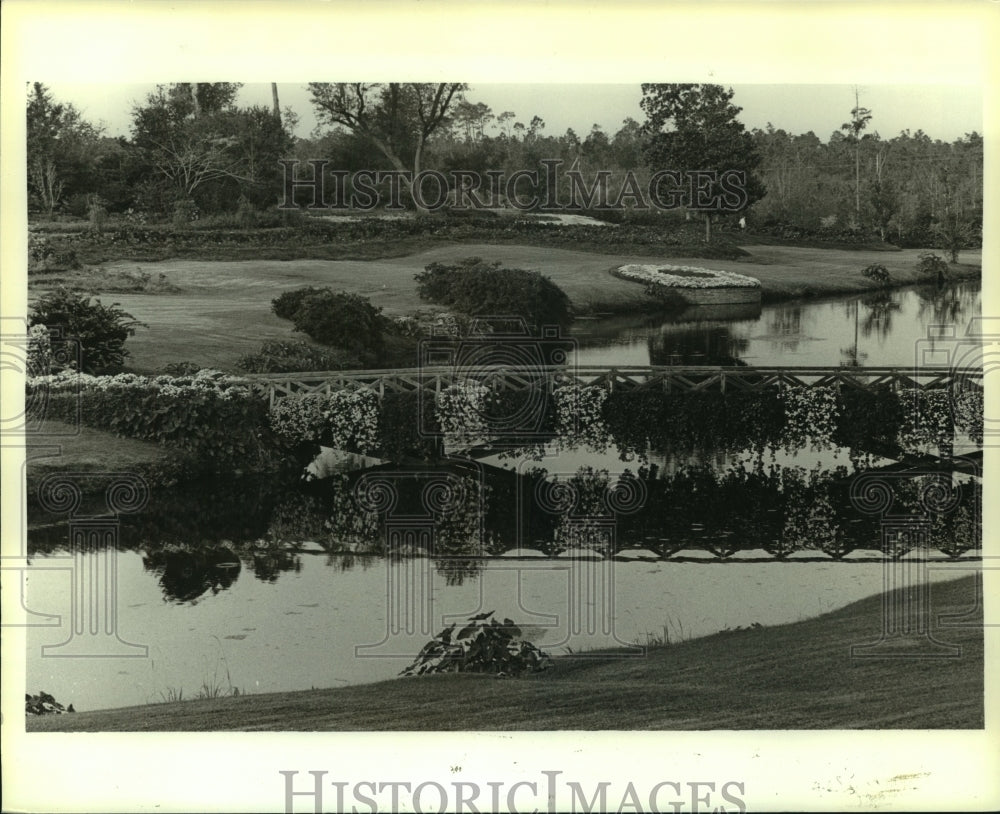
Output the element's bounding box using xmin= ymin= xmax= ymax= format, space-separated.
xmin=24 ymin=419 xmax=189 ymax=499
xmin=26 ymin=242 xmax=982 ymax=374
xmin=25 ymin=574 xmax=983 ymax=731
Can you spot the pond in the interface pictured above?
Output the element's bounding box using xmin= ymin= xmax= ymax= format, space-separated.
xmin=25 ymin=430 xmax=981 ymax=711
xmin=25 ymin=546 xmax=976 ymax=712
xmin=571 ymin=281 xmax=981 ymax=367
xmin=22 ymin=280 xmax=984 ymax=714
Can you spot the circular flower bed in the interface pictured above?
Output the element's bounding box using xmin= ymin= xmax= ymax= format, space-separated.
xmin=614 ymin=263 xmax=762 ymax=305
xmin=616 ymin=263 xmax=761 ymax=289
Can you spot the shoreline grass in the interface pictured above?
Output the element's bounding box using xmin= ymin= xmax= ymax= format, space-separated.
xmin=25 ymin=241 xmax=981 ymax=375
xmin=25 ymin=574 xmax=983 ymax=731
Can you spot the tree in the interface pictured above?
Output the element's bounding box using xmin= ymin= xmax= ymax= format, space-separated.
xmin=131 ymin=84 xmax=290 ymax=211
xmin=496 ymin=110 xmax=516 ymax=138
xmin=641 ymin=84 xmax=765 ymax=241
xmin=26 ymin=83 xmax=103 ymax=215
xmin=841 ymin=87 xmax=873 ymax=226
xmin=307 ymin=83 xmax=466 ymax=211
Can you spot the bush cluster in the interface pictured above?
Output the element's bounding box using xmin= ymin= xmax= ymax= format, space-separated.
xmin=28 ymin=287 xmax=145 ymax=374
xmin=237 ymin=339 xmax=361 ymax=373
xmin=861 ymin=263 xmax=891 ymax=284
xmin=271 ymin=287 xmax=387 ymax=360
xmin=51 ymin=216 xmax=749 ymax=261
xmin=27 ymin=370 xmax=285 ymax=472
xmin=414 ymin=257 xmax=572 ymax=330
xmin=916 ymin=252 xmax=950 ymax=283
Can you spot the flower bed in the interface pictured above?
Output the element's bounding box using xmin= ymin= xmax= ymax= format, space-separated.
xmin=614 ymin=263 xmax=762 ymax=305
xmin=25 ymin=369 xmax=277 ymax=471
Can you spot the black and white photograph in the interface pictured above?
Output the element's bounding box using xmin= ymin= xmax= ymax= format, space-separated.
xmin=2 ymin=2 xmax=997 ymax=812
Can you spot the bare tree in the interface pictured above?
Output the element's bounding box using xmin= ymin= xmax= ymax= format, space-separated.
xmin=308 ymin=82 xmax=466 ymax=210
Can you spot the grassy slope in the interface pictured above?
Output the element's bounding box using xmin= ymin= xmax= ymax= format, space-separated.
xmin=26 ymin=575 xmax=983 ymax=732
xmin=26 ymin=243 xmax=982 ymax=374
xmin=25 ymin=419 xmax=183 ymax=482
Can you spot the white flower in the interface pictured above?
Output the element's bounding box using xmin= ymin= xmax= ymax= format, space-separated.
xmin=616 ymin=263 xmax=761 ymax=289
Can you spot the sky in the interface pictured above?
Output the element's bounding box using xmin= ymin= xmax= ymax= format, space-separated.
xmin=42 ymin=82 xmax=983 ymax=143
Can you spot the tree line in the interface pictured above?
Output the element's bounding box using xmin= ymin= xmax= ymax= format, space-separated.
xmin=27 ymin=81 xmax=982 ymax=249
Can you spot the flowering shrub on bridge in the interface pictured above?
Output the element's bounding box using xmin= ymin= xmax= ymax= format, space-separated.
xmin=268 ymin=389 xmax=379 ymax=454
xmin=553 ymin=383 xmax=610 ymax=451
xmin=897 ymin=389 xmax=955 ymax=453
xmin=953 ymin=389 xmax=984 ymax=445
xmin=779 ymin=386 xmax=840 ymax=452
xmin=435 ymin=382 xmax=491 ymax=449
xmin=26 ymin=369 xmax=276 ymax=471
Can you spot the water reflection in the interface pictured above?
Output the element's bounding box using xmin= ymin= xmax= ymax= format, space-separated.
xmin=859 ymin=291 xmax=902 ymax=340
xmin=647 ymin=325 xmax=750 ymax=366
xmin=28 ymin=449 xmax=980 ymax=605
xmin=763 ymin=306 xmax=805 ymax=354
xmin=916 ymin=282 xmax=976 ymax=326
xmin=142 ymin=545 xmax=242 ymax=604
xmin=573 ymin=282 xmax=981 ymax=368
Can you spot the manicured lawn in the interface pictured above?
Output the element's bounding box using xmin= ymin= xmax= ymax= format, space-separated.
xmin=25 ymin=419 xmax=180 ymax=478
xmin=26 ymin=243 xmax=981 ymax=374
xmin=26 ymin=575 xmax=983 ymax=731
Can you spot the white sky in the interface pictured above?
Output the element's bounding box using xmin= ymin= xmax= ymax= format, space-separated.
xmin=41 ymin=82 xmax=983 ymax=143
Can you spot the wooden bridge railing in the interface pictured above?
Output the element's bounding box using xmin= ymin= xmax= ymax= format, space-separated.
xmin=243 ymin=365 xmax=982 ymax=407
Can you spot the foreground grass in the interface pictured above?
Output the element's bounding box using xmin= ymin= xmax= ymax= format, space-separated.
xmin=26 ymin=242 xmax=982 ymax=374
xmin=26 ymin=575 xmax=983 ymax=731
xmin=24 ymin=419 xmax=189 ymax=497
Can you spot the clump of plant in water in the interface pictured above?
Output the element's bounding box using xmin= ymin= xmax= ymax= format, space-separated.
xmin=400 ymin=612 xmax=552 ymax=677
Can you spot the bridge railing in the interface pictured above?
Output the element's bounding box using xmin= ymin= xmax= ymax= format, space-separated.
xmin=242 ymin=365 xmax=983 ymax=407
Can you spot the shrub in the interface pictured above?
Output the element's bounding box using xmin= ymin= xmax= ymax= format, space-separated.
xmin=414 ymin=257 xmax=572 ymax=330
xmin=27 ymin=324 xmax=53 ymax=377
xmin=916 ymin=252 xmax=949 ymax=283
xmin=172 ymin=198 xmax=199 ymax=230
xmin=237 ymin=339 xmax=361 ymax=373
xmin=272 ymin=287 xmax=387 ymax=358
xmin=271 ymin=286 xmax=327 ymax=321
xmin=26 ymin=370 xmax=284 ymax=472
xmin=87 ymin=195 xmax=108 ymax=235
xmin=28 ymin=287 xmax=145 ymax=374
xmin=162 ymin=361 xmax=203 ymax=376
xmin=933 ymin=213 xmax=974 ymax=263
xmin=28 ymin=233 xmax=80 ymax=273
xmin=236 ymin=195 xmax=257 ymax=230
xmin=400 ymin=612 xmax=552 ymax=677
xmin=268 ymin=390 xmax=379 ymax=453
xmin=861 ymin=263 xmax=891 ymax=285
